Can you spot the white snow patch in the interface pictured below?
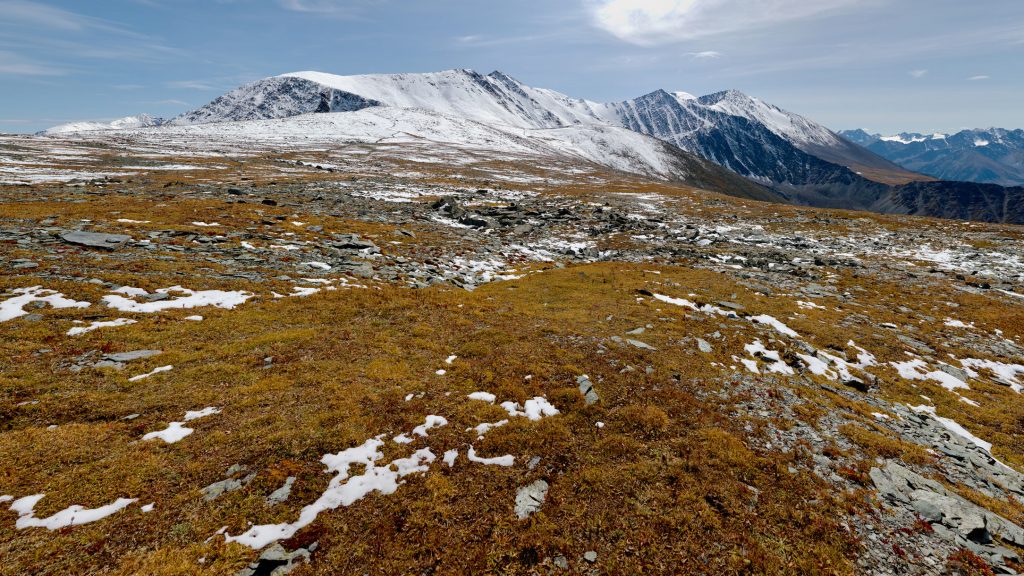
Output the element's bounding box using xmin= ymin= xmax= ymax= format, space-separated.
xmin=10 ymin=494 xmax=136 ymax=530
xmin=523 ymin=397 xmax=560 ymax=420
xmin=892 ymin=360 xmax=970 ymax=392
xmin=467 ymin=445 xmax=514 ymax=467
xmin=443 ymin=449 xmax=458 ymax=467
xmin=128 ymin=365 xmax=173 ymax=382
xmin=0 ymin=286 xmax=90 ymax=322
xmin=67 ymin=318 xmax=136 ymax=336
xmin=750 ymin=315 xmax=800 ymax=338
xmin=225 ymin=437 xmax=435 ymax=549
xmin=412 ymin=415 xmax=448 ymax=437
xmin=910 ymin=405 xmax=993 ymax=453
xmin=960 ymin=359 xmax=1024 ymax=393
xmin=103 ymin=286 xmax=253 ymax=313
xmin=468 ymin=391 xmax=496 ymax=403
xmin=472 ymin=420 xmax=509 ymax=439
xmin=142 ymin=407 xmax=220 ymax=444
xmin=745 ymin=340 xmax=795 ymax=375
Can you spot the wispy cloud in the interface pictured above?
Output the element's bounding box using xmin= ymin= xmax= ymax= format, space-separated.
xmin=167 ymin=80 xmax=217 ymax=90
xmin=148 ymin=99 xmax=189 ymax=106
xmin=588 ymin=0 xmax=867 ymax=44
xmin=909 ymin=69 xmax=928 ymax=78
xmin=969 ymin=74 xmax=990 ymax=81
xmin=0 ymin=50 xmax=65 ymax=76
xmin=277 ymin=0 xmax=378 ymax=16
xmin=452 ymin=33 xmax=553 ymax=48
xmin=0 ymin=0 xmax=137 ymax=34
xmin=687 ymin=50 xmax=722 ymax=59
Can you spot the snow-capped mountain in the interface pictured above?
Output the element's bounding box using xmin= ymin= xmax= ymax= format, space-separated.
xmin=162 ymin=104 xmax=774 ymax=203
xmin=839 ymin=128 xmax=1024 ymax=186
xmin=172 ymin=70 xmax=606 ymax=129
xmin=171 ymin=69 xmax=916 ymax=195
xmin=603 ymin=89 xmax=921 ymax=190
xmin=39 ymin=114 xmax=165 ymax=136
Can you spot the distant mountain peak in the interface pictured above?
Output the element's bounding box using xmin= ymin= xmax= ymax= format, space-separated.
xmin=38 ymin=114 xmax=165 ymax=136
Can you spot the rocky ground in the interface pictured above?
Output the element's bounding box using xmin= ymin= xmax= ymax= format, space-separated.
xmin=2 ymin=131 xmax=1024 ymax=575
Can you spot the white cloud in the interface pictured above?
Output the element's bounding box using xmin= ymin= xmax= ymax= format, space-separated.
xmin=589 ymin=0 xmax=864 ymax=44
xmin=909 ymin=69 xmax=928 ymax=78
xmin=968 ymin=74 xmax=990 ymax=81
xmin=687 ymin=50 xmax=722 ymax=59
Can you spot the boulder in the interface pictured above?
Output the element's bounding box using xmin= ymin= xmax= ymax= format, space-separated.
xmin=60 ymin=231 xmax=131 ymax=250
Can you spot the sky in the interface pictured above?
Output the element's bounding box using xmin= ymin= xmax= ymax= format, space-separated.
xmin=1 ymin=0 xmax=1022 ymax=134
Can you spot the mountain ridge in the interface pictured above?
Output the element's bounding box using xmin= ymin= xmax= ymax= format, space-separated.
xmin=36 ymin=68 xmax=1024 ymax=224
xmin=840 ymin=128 xmax=1024 ymax=186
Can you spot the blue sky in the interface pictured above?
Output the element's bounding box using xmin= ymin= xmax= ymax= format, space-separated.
xmin=1 ymin=0 xmax=1021 ymax=134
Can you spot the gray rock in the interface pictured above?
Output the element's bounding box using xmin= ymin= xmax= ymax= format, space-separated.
xmin=872 ymin=462 xmax=1024 ymax=548
xmin=553 ymin=555 xmax=569 ymax=569
xmin=201 ymin=478 xmax=242 ymax=502
xmin=60 ymin=231 xmax=131 ymax=250
xmin=577 ymin=375 xmax=599 ymax=405
xmin=696 ymin=337 xmax=713 ymax=353
xmin=626 ymin=339 xmax=657 ymax=351
xmin=235 ymin=542 xmax=316 ymax=576
xmin=104 ymin=350 xmax=162 ymax=363
xmin=332 ymin=234 xmax=378 ymax=251
xmin=583 ymin=551 xmax=598 ymax=563
xmin=911 ymin=496 xmax=944 ymax=523
xmin=515 ymin=479 xmax=549 ymax=519
xmin=267 ymin=476 xmax=295 ymax=506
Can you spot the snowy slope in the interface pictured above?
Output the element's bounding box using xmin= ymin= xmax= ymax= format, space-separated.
xmin=123 ymin=106 xmax=773 ymax=200
xmin=699 ymin=90 xmax=842 ymax=149
xmin=170 ymin=68 xmax=914 ymax=187
xmin=40 ymin=114 xmax=165 ymax=136
xmin=277 ymin=70 xmax=607 ymax=129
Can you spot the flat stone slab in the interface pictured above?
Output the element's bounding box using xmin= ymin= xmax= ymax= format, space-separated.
xmin=60 ymin=231 xmax=131 ymax=250
xmin=104 ymin=350 xmax=162 ymax=363
xmin=515 ymin=479 xmax=549 ymax=519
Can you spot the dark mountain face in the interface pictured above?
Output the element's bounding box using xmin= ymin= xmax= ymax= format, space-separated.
xmin=171 ymin=77 xmax=382 ymax=126
xmin=874 ymin=181 xmax=1024 ymax=224
xmin=840 ymin=129 xmax=1024 ymax=187
xmin=608 ymin=90 xmax=864 ymax=187
xmin=837 ymin=129 xmax=878 ymax=147
xmin=604 ymin=90 xmax=904 ymax=211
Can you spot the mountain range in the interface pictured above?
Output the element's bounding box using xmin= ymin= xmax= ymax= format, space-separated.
xmin=38 ymin=69 xmax=1024 ymax=224
xmin=840 ymin=128 xmax=1024 ymax=187
xmin=40 ymin=114 xmax=166 ymax=136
